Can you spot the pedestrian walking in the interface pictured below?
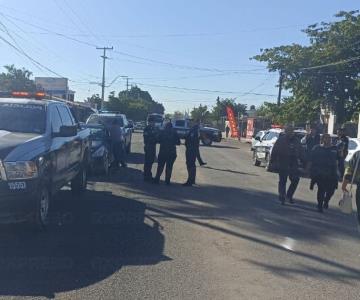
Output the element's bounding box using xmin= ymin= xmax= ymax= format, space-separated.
xmin=337 ymin=127 xmax=349 ymax=180
xmin=183 ymin=119 xmax=200 ymax=186
xmin=109 ymin=119 xmax=127 ymax=168
xmin=309 ymin=134 xmax=338 ymax=212
xmin=270 ymin=125 xmax=305 ymax=205
xmin=342 ymin=150 xmax=360 ymax=225
xmin=143 ymin=119 xmax=158 ymax=182
xmin=225 ymin=125 xmax=230 ymax=138
xmin=153 ymin=122 xmax=180 ymax=185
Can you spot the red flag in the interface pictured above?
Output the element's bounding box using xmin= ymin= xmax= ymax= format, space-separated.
xmin=226 ymin=106 xmax=239 ymax=138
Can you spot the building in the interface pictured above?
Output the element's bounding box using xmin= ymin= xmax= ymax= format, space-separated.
xmin=35 ymin=77 xmax=75 ymax=101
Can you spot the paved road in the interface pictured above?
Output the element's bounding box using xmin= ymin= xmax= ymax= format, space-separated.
xmin=0 ymin=132 xmax=359 ymax=300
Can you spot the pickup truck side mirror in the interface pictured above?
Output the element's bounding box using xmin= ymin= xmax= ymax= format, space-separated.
xmin=53 ymin=125 xmax=77 ymax=138
xmin=255 ymin=136 xmax=261 ymax=141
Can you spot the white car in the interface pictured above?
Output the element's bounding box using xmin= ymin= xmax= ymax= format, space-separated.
xmin=253 ymin=129 xmax=283 ymax=166
xmin=251 ymin=130 xmax=266 ymax=150
xmin=346 ymin=138 xmax=360 ymax=163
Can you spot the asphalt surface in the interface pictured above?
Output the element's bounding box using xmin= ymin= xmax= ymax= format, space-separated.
xmin=0 ymin=132 xmax=360 ymax=300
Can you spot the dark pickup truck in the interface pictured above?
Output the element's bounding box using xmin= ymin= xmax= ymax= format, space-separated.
xmin=172 ymin=119 xmax=222 ymax=146
xmin=0 ymin=96 xmax=90 ymax=229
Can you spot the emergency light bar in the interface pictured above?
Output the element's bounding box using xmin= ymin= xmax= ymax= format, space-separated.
xmin=0 ymin=91 xmax=46 ymax=100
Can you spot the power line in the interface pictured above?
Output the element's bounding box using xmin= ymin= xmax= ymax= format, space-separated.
xmin=1 ymin=13 xmax=269 ymax=74
xmin=133 ymin=82 xmax=277 ymax=96
xmin=301 ymin=56 xmax=360 ymax=71
xmin=0 ymin=15 xmax=100 ymax=83
xmin=0 ymin=32 xmax=90 ymax=84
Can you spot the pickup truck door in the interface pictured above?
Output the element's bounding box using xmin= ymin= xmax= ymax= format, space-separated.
xmin=57 ymin=105 xmax=82 ymax=178
xmin=49 ymin=106 xmax=69 ymax=189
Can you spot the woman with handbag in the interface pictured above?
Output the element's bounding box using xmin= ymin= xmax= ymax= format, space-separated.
xmin=309 ymin=134 xmax=338 ymax=212
xmin=342 ymin=150 xmax=360 ymax=223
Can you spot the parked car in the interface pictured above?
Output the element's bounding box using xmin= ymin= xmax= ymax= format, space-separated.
xmin=251 ymin=130 xmax=266 ymax=150
xmin=86 ymin=112 xmax=133 ymax=154
xmin=147 ymin=113 xmax=164 ymax=130
xmin=134 ymin=121 xmax=146 ymax=130
xmin=172 ymin=119 xmax=222 ymax=146
xmin=253 ymin=129 xmax=306 ymax=169
xmin=0 ymin=93 xmax=90 ymax=229
xmin=84 ymin=124 xmax=114 ymax=175
xmin=253 ymin=129 xmax=282 ymax=167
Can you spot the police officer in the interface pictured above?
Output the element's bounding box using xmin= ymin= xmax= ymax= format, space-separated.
xmin=143 ymin=119 xmax=157 ymax=182
xmin=270 ymin=125 xmax=305 ymax=204
xmin=337 ymin=127 xmax=349 ymax=180
xmin=183 ymin=119 xmax=200 ymax=186
xmin=153 ymin=122 xmax=180 ymax=185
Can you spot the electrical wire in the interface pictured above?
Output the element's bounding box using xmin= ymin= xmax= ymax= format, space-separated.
xmin=301 ymin=56 xmax=360 ymax=71
xmin=133 ymin=82 xmax=277 ymax=96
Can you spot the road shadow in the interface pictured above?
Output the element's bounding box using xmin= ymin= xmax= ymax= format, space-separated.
xmin=202 ymin=144 xmax=239 ymax=149
xmin=202 ymin=165 xmax=258 ymax=176
xmin=0 ymin=189 xmax=168 ymax=298
xmin=126 ymin=152 xmax=145 ymax=164
xmin=103 ymin=166 xmax=360 ymax=283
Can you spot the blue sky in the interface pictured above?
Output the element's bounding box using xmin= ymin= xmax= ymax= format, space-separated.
xmin=0 ymin=0 xmax=358 ymax=113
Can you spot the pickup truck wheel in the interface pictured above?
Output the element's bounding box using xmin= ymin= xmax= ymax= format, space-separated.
xmin=201 ymin=137 xmax=213 ymax=146
xmin=71 ymin=164 xmax=87 ymax=195
xmin=253 ymin=151 xmax=261 ymax=167
xmin=33 ymin=186 xmax=50 ymax=230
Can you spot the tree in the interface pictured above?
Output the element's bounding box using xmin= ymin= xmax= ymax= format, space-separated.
xmin=191 ymin=104 xmax=210 ymax=123
xmin=85 ymin=94 xmax=102 ymax=109
xmin=105 ymin=86 xmax=165 ymax=121
xmin=210 ymin=97 xmax=247 ymax=124
xmin=253 ymin=10 xmax=360 ymax=125
xmin=0 ymin=65 xmax=37 ymax=92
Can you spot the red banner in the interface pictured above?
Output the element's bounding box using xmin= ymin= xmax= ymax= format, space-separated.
xmin=246 ymin=118 xmax=254 ymax=139
xmin=226 ymin=106 xmax=239 ymax=138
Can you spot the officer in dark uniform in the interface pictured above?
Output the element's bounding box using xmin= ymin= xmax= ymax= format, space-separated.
xmin=143 ymin=119 xmax=157 ymax=182
xmin=153 ymin=122 xmax=180 ymax=185
xmin=183 ymin=119 xmax=200 ymax=186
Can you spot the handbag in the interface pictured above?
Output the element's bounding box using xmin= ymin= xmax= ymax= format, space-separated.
xmin=338 ymin=153 xmax=360 ymax=214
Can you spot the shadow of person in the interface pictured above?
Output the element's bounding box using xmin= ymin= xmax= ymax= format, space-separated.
xmin=202 ymin=165 xmax=258 ymax=176
xmin=126 ymin=152 xmax=145 ymax=164
xmin=0 ymin=189 xmax=169 ymax=298
xmin=203 ymin=144 xmax=239 ymax=149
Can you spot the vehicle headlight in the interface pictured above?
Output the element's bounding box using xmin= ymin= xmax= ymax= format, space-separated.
xmin=4 ymin=161 xmax=38 ymax=180
xmin=93 ymin=146 xmax=105 ymax=157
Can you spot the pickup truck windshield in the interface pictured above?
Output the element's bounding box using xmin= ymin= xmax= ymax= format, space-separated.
xmin=0 ymin=103 xmax=46 ymax=134
xmin=175 ymin=120 xmax=186 ymax=127
xmin=87 ymin=115 xmax=124 ymax=127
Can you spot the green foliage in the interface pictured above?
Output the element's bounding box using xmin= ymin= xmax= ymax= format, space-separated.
xmin=105 ymin=86 xmax=164 ymax=121
xmin=211 ymin=97 xmax=247 ymax=122
xmin=0 ymin=65 xmax=37 ymax=92
xmin=253 ymin=10 xmax=360 ymax=125
xmin=191 ymin=104 xmax=211 ymax=123
xmin=85 ymin=94 xmax=102 ymax=109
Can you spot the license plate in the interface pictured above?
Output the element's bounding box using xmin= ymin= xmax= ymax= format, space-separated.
xmin=8 ymin=182 xmax=26 ymax=190
xmin=257 ymin=152 xmax=266 ymax=159
xmin=178 ymin=130 xmax=186 ymax=134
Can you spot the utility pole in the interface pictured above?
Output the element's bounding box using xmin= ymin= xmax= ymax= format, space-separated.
xmin=277 ymin=69 xmax=283 ymax=106
xmin=96 ymin=46 xmax=113 ymax=109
